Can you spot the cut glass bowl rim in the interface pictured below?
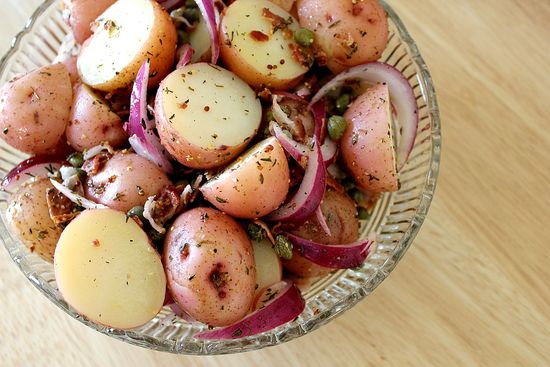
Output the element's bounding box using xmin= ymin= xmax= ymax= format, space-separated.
xmin=0 ymin=0 xmax=441 ymax=355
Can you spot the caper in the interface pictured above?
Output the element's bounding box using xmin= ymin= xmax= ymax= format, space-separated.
xmin=127 ymin=206 xmax=145 ymax=221
xmin=335 ymin=93 xmax=351 ymax=114
xmin=357 ymin=207 xmax=371 ymax=220
xmin=350 ymin=189 xmax=364 ymax=204
xmin=328 ymin=115 xmax=348 ymax=141
xmin=75 ymin=168 xmax=87 ymax=181
xmin=67 ymin=152 xmax=84 ymax=168
xmin=274 ymin=234 xmax=293 ymax=260
xmin=182 ymin=7 xmax=199 ymax=22
xmin=247 ymin=223 xmax=266 ymax=242
xmin=294 ymin=28 xmax=315 ymax=48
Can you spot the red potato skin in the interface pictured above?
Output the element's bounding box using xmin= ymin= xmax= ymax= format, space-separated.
xmin=163 ymin=208 xmax=257 ymax=327
xmin=341 ymin=83 xmax=398 ymax=192
xmin=66 ymin=84 xmax=127 ymax=151
xmin=0 ymin=63 xmax=72 ymax=155
xmin=282 ymin=188 xmax=359 ymax=277
xmin=84 ymin=152 xmax=171 ymax=212
xmin=66 ymin=0 xmax=117 ymax=45
xmin=297 ymin=0 xmax=388 ymax=73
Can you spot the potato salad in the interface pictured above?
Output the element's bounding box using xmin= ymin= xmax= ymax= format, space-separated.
xmin=0 ymin=0 xmax=418 ymax=339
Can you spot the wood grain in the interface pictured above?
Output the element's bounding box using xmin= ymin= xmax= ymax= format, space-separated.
xmin=0 ymin=1 xmax=549 ymax=366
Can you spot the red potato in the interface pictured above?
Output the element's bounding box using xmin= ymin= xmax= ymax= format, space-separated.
xmin=252 ymin=239 xmax=283 ymax=297
xmin=0 ymin=63 xmax=72 ymax=155
xmin=155 ymin=63 xmax=261 ymax=169
xmin=5 ymin=178 xmax=63 ymax=262
xmin=77 ymin=0 xmax=177 ymax=92
xmin=297 ymin=0 xmax=388 ymax=73
xmin=200 ymin=137 xmax=290 ymax=218
xmin=269 ymin=0 xmax=295 ymax=12
xmin=219 ymin=0 xmax=310 ymax=90
xmin=341 ymin=83 xmax=398 ymax=192
xmin=55 ymin=208 xmax=166 ymax=329
xmin=84 ymin=152 xmax=171 ymax=212
xmin=64 ymin=0 xmax=117 ymax=45
xmin=164 ymin=208 xmax=256 ymax=327
xmin=66 ymin=84 xmax=127 ymax=151
xmin=283 ymin=188 xmax=359 ymax=277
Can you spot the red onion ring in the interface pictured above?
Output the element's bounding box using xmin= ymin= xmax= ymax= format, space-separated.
xmin=267 ymin=137 xmax=325 ymax=222
xmin=1 ymin=155 xmax=66 ymax=192
xmin=283 ymin=232 xmax=373 ymax=269
xmin=50 ymin=179 xmax=107 ymax=210
xmin=194 ymin=280 xmax=305 ymax=339
xmin=157 ymin=0 xmax=185 ymax=12
xmin=310 ymin=62 xmax=418 ymax=169
xmin=127 ymin=61 xmax=173 ymax=173
xmin=195 ymin=0 xmax=220 ymax=64
xmin=176 ymin=44 xmax=194 ymax=69
xmin=315 ymin=205 xmax=331 ymax=236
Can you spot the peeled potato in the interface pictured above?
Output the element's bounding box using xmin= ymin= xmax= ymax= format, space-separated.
xmin=200 ymin=137 xmax=290 ymax=218
xmin=155 ymin=63 xmax=261 ymax=169
xmin=341 ymin=83 xmax=398 ymax=192
xmin=220 ymin=0 xmax=310 ymax=89
xmin=0 ymin=63 xmax=72 ymax=155
xmin=77 ymin=0 xmax=177 ymax=91
xmin=54 ymin=208 xmax=166 ymax=329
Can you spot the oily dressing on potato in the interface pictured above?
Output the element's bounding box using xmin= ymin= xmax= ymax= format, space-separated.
xmin=77 ymin=0 xmax=177 ymax=91
xmin=220 ymin=0 xmax=311 ymax=89
xmin=200 ymin=137 xmax=290 ymax=218
xmin=164 ymin=207 xmax=256 ymax=327
xmin=155 ymin=63 xmax=262 ymax=169
xmin=54 ymin=208 xmax=166 ymax=329
xmin=0 ymin=63 xmax=72 ymax=155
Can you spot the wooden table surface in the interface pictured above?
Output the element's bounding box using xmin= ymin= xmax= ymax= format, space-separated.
xmin=1 ymin=1 xmax=549 ymax=366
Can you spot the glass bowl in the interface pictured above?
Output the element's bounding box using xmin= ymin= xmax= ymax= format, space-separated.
xmin=0 ymin=0 xmax=441 ymax=355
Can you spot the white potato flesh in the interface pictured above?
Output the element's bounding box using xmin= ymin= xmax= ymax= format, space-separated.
xmin=200 ymin=137 xmax=290 ymax=218
xmin=252 ymin=239 xmax=282 ymax=296
xmin=54 ymin=208 xmax=166 ymax=330
xmin=188 ymin=13 xmax=211 ymax=63
xmin=156 ymin=63 xmax=261 ymax=169
xmin=77 ymin=0 xmax=176 ymax=91
xmin=220 ymin=0 xmax=309 ymax=89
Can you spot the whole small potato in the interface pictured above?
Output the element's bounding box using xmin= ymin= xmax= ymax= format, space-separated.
xmin=200 ymin=137 xmax=290 ymax=218
xmin=6 ymin=178 xmax=63 ymax=262
xmin=65 ymin=0 xmax=117 ymax=44
xmin=77 ymin=0 xmax=177 ymax=91
xmin=84 ymin=152 xmax=171 ymax=212
xmin=164 ymin=208 xmax=256 ymax=327
xmin=341 ymin=83 xmax=398 ymax=192
xmin=0 ymin=63 xmax=72 ymax=155
xmin=283 ymin=187 xmax=359 ymax=277
xmin=66 ymin=84 xmax=127 ymax=151
xmin=297 ymin=0 xmax=388 ymax=73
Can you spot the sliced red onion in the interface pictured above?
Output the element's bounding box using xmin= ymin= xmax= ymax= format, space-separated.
xmin=50 ymin=179 xmax=107 ymax=209
xmin=272 ymin=91 xmax=306 ymax=102
xmin=315 ymin=205 xmax=331 ymax=236
xmin=157 ymin=0 xmax=185 ymax=12
xmin=1 ymin=155 xmax=65 ymax=192
xmin=271 ymin=122 xmax=337 ymax=167
xmin=194 ymin=280 xmax=305 ymax=339
xmin=127 ymin=61 xmax=173 ymax=173
xmin=176 ymin=44 xmax=194 ymax=69
xmin=268 ymin=138 xmax=326 ymax=222
xmin=283 ymin=232 xmax=373 ymax=269
xmin=195 ymin=0 xmax=219 ymax=64
xmin=310 ymin=62 xmax=418 ymax=169
xmin=310 ymin=99 xmax=325 ymax=140
xmin=83 ymin=143 xmax=114 ymax=161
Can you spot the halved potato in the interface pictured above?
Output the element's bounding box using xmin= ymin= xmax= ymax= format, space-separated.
xmin=200 ymin=137 xmax=290 ymax=218
xmin=341 ymin=83 xmax=398 ymax=192
xmin=220 ymin=0 xmax=310 ymax=89
xmin=155 ymin=63 xmax=262 ymax=169
xmin=54 ymin=208 xmax=166 ymax=329
xmin=77 ymin=0 xmax=177 ymax=91
xmin=252 ymin=238 xmax=282 ymax=296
